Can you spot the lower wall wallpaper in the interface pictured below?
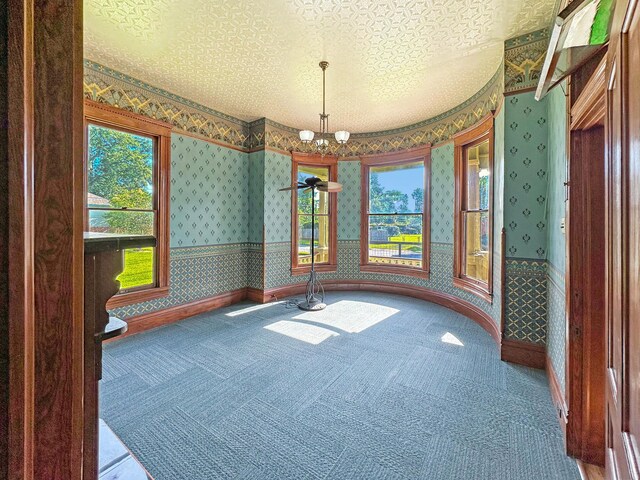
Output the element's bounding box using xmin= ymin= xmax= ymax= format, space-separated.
xmin=111 ymin=244 xmax=249 ymax=318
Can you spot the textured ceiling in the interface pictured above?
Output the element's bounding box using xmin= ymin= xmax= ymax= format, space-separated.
xmin=84 ymin=0 xmax=556 ymax=133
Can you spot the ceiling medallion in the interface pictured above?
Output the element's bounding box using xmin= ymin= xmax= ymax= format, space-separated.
xmin=298 ymin=61 xmax=350 ymax=157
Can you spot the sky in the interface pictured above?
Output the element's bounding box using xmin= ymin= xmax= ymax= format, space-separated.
xmin=373 ymin=164 xmax=424 ymax=195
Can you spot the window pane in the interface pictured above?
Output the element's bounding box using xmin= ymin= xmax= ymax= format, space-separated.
xmin=463 ymin=211 xmax=490 ymax=283
xmin=368 ymin=214 xmax=422 ymax=267
xmin=88 ymin=210 xmax=154 ymax=236
xmin=369 ymin=161 xmax=424 ymax=214
xmin=297 ymin=165 xmax=329 ymax=214
xmin=87 ymin=124 xmax=154 ymax=210
xmin=465 ymin=139 xmax=490 ymax=210
xmin=298 ymin=215 xmax=330 ymax=265
xmin=118 ymin=247 xmax=155 ymax=290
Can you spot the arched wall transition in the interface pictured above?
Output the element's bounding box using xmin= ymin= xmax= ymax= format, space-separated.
xmin=89 ymin=28 xmax=562 ymax=375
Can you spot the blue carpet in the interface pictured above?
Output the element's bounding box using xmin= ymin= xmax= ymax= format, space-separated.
xmin=100 ymin=292 xmax=579 ymax=479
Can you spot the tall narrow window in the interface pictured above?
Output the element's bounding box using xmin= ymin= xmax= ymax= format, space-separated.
xmin=360 ymin=147 xmax=430 ymax=278
xmin=291 ymin=153 xmax=338 ymax=274
xmin=454 ymin=115 xmax=494 ymax=301
xmin=84 ymin=100 xmax=172 ymax=308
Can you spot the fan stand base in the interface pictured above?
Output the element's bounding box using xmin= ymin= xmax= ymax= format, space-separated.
xmin=297 ymin=298 xmax=326 ymax=311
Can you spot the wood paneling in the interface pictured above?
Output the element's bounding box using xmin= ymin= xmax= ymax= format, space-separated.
xmin=571 ymin=58 xmax=607 ymax=130
xmin=566 ymin=124 xmax=606 ymax=465
xmin=605 ymin=1 xmax=640 ymax=478
xmin=83 ymin=249 xmax=123 ymax=479
xmin=0 ymin=3 xmax=10 ymax=479
xmin=6 ymin=1 xmax=85 ymax=478
xmin=500 ymin=339 xmax=546 ymax=369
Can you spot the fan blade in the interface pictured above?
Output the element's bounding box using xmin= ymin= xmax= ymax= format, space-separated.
xmin=316 ymin=181 xmax=343 ymax=192
xmin=303 ymin=187 xmax=313 ymax=193
xmin=278 ymin=186 xmax=297 ymax=191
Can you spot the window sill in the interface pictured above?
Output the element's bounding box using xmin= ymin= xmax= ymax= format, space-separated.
xmin=291 ymin=264 xmax=337 ymax=276
xmin=106 ymin=285 xmax=169 ymax=310
xmin=360 ymin=264 xmax=429 ymax=279
xmin=453 ymin=277 xmax=493 ymax=303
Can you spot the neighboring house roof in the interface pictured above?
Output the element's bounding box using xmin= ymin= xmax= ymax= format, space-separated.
xmin=87 ymin=192 xmax=110 ymax=207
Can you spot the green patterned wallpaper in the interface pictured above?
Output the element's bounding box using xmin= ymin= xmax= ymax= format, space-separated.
xmin=170 ymin=134 xmax=248 ymax=247
xmin=263 ymin=151 xmax=293 ymax=243
xmin=504 ymin=92 xmax=549 ymax=260
xmin=501 ymin=91 xmax=551 ymax=346
xmin=337 ymin=162 xmax=361 ymax=241
xmin=248 ymin=151 xmax=265 ymax=243
xmin=546 ymin=85 xmax=567 ymax=273
xmin=431 ymin=144 xmax=455 ymax=245
xmin=546 ymin=83 xmax=568 ymax=392
xmin=493 ymin=106 xmax=506 ymax=331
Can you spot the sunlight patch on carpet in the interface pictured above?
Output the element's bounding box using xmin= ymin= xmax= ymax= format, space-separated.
xmin=264 ymin=320 xmax=339 ymax=345
xmin=293 ymin=300 xmax=398 ymax=333
xmin=441 ymin=332 xmax=464 ymax=346
xmin=226 ymin=301 xmax=283 ymax=317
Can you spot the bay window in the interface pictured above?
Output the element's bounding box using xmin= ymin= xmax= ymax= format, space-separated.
xmin=360 ymin=147 xmax=431 ymax=278
xmin=453 ymin=114 xmax=494 ymax=301
xmin=291 ymin=153 xmax=338 ymax=274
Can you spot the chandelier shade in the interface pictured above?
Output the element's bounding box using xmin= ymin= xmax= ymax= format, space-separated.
xmin=299 ymin=130 xmax=315 ymax=143
xmin=334 ymin=130 xmax=350 ymax=144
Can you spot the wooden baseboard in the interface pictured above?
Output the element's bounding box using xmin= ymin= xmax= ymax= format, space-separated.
xmin=255 ymin=280 xmax=501 ymax=345
xmin=110 ymin=288 xmax=248 ymax=340
xmin=500 ymin=338 xmax=546 ymax=369
xmin=546 ymin=354 xmax=568 ymax=437
xmin=246 ymin=287 xmax=265 ymax=303
xmin=111 ymin=281 xmax=502 ymax=346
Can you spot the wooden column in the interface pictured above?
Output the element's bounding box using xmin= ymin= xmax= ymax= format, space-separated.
xmin=4 ymin=1 xmax=84 ymax=479
xmin=83 ymin=233 xmax=155 ymax=479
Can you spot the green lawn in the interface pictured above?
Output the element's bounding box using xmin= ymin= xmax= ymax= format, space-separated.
xmin=117 ymin=247 xmax=154 ymax=290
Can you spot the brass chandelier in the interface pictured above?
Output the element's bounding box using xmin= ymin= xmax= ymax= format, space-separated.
xmin=298 ymin=61 xmax=350 ymax=156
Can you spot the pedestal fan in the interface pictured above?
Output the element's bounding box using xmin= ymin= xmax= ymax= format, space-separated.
xmin=279 ymin=176 xmax=342 ymax=311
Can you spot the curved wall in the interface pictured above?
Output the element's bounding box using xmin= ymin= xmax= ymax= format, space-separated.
xmin=255 ymin=145 xmax=503 ymax=333
xmin=91 ymin=29 xmax=558 ymax=357
xmin=87 ymin=57 xmax=505 ymax=329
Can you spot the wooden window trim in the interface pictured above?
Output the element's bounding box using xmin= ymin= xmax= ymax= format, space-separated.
xmin=360 ymin=146 xmax=431 ymax=279
xmin=453 ymin=113 xmax=494 ymax=302
xmin=290 ymin=152 xmax=338 ymax=276
xmin=83 ymin=100 xmax=172 ymax=309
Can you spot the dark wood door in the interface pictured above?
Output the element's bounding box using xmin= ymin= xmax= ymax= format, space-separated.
xmin=605 ymin=1 xmax=640 ymax=478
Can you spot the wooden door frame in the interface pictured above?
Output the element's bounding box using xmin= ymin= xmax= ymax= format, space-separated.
xmin=4 ymin=1 xmax=85 ymax=479
xmin=565 ymin=54 xmax=607 ymax=466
